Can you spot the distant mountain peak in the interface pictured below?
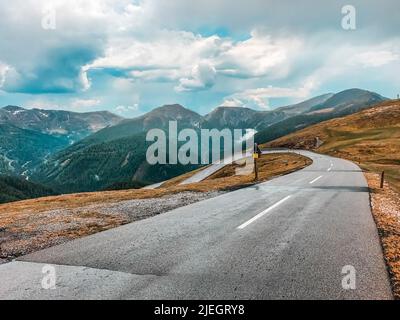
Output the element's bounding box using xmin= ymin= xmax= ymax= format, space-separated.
xmin=341 ymin=88 xmax=373 ymax=93
xmin=166 ymin=103 xmax=184 ymax=108
xmin=158 ymin=104 xmax=186 ymax=111
xmin=3 ymin=105 xmax=25 ymax=112
xmin=276 ymin=93 xmax=334 ymax=115
xmin=0 ymin=106 xmax=123 ymax=142
xmin=312 ymin=88 xmax=388 ymax=112
xmin=205 ymin=106 xmax=258 ymax=122
xmin=333 ymin=88 xmax=387 ymax=99
xmin=214 ymin=105 xmax=255 ymax=111
xmin=149 ymin=104 xmax=201 ymax=119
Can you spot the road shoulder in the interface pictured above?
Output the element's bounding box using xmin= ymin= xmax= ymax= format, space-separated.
xmin=366 ymin=172 xmax=400 ymax=299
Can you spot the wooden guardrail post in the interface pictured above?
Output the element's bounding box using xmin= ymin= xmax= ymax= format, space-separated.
xmin=253 ymin=143 xmax=260 ymax=181
xmin=254 ymin=156 xmax=258 ymax=181
xmin=380 ymin=171 xmax=385 ymax=189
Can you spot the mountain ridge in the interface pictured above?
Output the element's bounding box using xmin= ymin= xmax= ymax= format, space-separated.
xmin=33 ymin=89 xmax=388 ymax=193
xmin=255 ymin=88 xmax=388 ymax=144
xmin=0 ymin=105 xmax=123 ymax=142
xmin=264 ymin=99 xmax=400 ymax=190
xmin=0 ymin=88 xmax=388 ymax=195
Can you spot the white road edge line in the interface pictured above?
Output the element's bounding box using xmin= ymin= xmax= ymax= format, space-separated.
xmin=237 ymin=195 xmax=292 ymax=230
xmin=310 ymin=175 xmax=323 ymax=184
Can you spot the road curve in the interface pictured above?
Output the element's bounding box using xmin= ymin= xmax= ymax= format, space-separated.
xmin=0 ymin=151 xmax=392 ymax=300
xmin=179 ymin=163 xmax=226 ymax=185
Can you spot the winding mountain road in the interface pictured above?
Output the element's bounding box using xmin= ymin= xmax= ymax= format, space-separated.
xmin=0 ymin=151 xmax=392 ymax=299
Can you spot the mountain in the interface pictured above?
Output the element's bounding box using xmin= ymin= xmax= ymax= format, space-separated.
xmin=0 ymin=106 xmax=123 ymax=143
xmin=203 ymin=94 xmax=335 ymax=131
xmin=264 ymin=99 xmax=400 ymax=191
xmin=33 ymin=104 xmax=203 ymax=193
xmin=33 ymin=89 xmax=387 ymax=194
xmin=308 ymin=88 xmax=386 ymax=114
xmin=81 ymin=104 xmax=202 ymax=146
xmin=0 ymin=123 xmax=68 ymax=177
xmin=0 ymin=175 xmax=57 ymax=204
xmin=204 ymin=106 xmax=286 ymax=130
xmin=204 ymin=106 xmax=258 ymax=129
xmin=255 ymin=89 xmax=388 ymax=144
xmin=276 ymin=93 xmax=334 ymax=116
xmin=0 ymin=106 xmax=123 ymax=178
xmin=33 ymin=132 xmax=151 ymax=193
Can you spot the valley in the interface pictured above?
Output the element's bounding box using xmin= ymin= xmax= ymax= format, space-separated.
xmin=0 ymin=88 xmax=389 ymax=201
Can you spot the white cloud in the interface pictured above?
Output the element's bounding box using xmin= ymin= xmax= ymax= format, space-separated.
xmin=86 ymin=28 xmax=302 ymax=92
xmin=224 ymin=85 xmax=313 ymax=110
xmin=25 ymin=97 xmax=101 ymax=111
xmin=220 ymin=98 xmax=243 ymax=107
xmin=1 ymin=0 xmax=400 ymax=112
xmin=354 ymin=50 xmax=399 ymax=68
xmin=216 ymin=31 xmax=301 ymax=79
xmin=87 ymin=31 xmax=225 ymax=86
xmin=142 ymin=0 xmax=400 ymax=38
xmin=79 ymin=66 xmax=92 ymax=91
xmin=0 ymin=0 xmax=136 ymax=93
xmin=25 ymin=98 xmax=62 ymax=110
xmin=175 ymin=62 xmax=217 ymax=92
xmin=71 ymin=98 xmax=101 ymax=109
xmin=0 ymin=62 xmax=10 ymax=88
xmin=115 ymin=104 xmax=139 ymax=115
xmin=297 ymin=41 xmax=400 ymax=95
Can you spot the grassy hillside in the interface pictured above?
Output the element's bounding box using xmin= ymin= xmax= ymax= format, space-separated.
xmin=255 ymin=88 xmax=387 ymax=145
xmin=34 ymin=131 xmax=201 ymax=193
xmin=264 ymin=100 xmax=400 ymax=190
xmin=33 ymin=105 xmax=205 ymax=193
xmin=0 ymin=175 xmax=56 ymax=204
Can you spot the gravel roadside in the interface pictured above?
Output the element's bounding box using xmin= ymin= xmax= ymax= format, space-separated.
xmin=366 ymin=172 xmax=400 ymax=299
xmin=0 ymin=191 xmax=223 ymax=264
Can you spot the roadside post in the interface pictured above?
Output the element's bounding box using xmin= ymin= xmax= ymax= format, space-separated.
xmin=253 ymin=152 xmax=258 ymax=180
xmin=253 ymin=143 xmax=261 ymax=181
xmin=380 ymin=171 xmax=385 ymax=189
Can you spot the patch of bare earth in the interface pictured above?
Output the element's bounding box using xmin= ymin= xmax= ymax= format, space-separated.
xmin=365 ymin=172 xmax=400 ymax=299
xmin=0 ymin=153 xmax=311 ymax=264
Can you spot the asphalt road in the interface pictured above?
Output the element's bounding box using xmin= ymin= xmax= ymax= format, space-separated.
xmin=0 ymin=151 xmax=392 ymax=299
xmin=179 ymin=151 xmax=253 ymax=185
xmin=179 ymin=163 xmax=226 ymax=185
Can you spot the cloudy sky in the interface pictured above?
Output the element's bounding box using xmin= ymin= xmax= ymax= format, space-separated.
xmin=0 ymin=0 xmax=399 ymax=117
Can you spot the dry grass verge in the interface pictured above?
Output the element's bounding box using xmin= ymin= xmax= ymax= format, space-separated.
xmin=366 ymin=172 xmax=400 ymax=299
